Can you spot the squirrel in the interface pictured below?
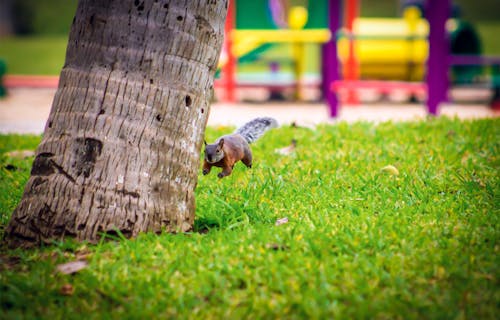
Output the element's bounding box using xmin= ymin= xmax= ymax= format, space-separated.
xmin=203 ymin=117 xmax=278 ymax=178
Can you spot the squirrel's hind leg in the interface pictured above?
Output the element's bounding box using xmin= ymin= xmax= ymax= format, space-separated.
xmin=242 ymin=150 xmax=253 ymax=168
xmin=242 ymin=158 xmax=252 ymax=168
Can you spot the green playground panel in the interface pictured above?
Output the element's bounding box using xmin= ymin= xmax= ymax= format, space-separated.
xmin=235 ymin=0 xmax=328 ymax=30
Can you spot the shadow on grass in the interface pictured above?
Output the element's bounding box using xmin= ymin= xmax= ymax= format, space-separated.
xmin=193 ymin=217 xmax=221 ymax=234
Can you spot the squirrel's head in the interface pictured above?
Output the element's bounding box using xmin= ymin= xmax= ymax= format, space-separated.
xmin=204 ymin=139 xmax=225 ymax=163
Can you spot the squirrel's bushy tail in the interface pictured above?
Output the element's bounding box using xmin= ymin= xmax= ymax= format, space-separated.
xmin=236 ymin=117 xmax=278 ymax=144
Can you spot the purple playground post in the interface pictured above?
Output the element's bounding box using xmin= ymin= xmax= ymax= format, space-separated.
xmin=426 ymin=0 xmax=450 ymax=115
xmin=323 ymin=0 xmax=342 ymax=118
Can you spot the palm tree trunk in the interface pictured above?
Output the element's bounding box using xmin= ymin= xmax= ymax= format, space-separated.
xmin=5 ymin=0 xmax=227 ymax=247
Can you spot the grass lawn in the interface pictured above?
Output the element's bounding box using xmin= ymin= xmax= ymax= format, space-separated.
xmin=0 ymin=118 xmax=498 ymax=318
xmin=475 ymin=22 xmax=500 ymax=56
xmin=0 ymin=36 xmax=69 ymax=75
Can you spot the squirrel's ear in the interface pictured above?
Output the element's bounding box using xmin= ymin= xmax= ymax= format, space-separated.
xmin=218 ymin=138 xmax=224 ymax=148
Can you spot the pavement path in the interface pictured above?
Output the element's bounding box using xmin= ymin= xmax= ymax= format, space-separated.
xmin=0 ymin=88 xmax=497 ymax=134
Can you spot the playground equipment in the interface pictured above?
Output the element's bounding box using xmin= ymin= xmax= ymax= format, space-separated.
xmin=217 ymin=0 xmax=330 ymax=102
xmin=336 ymin=7 xmax=482 ymax=82
xmin=338 ymin=8 xmax=428 ymax=82
xmin=327 ymin=0 xmax=450 ymax=116
xmin=217 ymin=0 xmax=496 ymax=116
xmin=328 ymin=0 xmax=500 ymax=116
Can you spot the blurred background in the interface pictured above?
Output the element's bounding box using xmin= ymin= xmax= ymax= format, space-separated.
xmin=0 ymin=0 xmax=499 ymax=108
xmin=0 ymin=0 xmax=498 ymax=75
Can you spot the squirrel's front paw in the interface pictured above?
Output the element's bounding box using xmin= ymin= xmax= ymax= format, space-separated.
xmin=217 ymin=172 xmax=225 ymax=178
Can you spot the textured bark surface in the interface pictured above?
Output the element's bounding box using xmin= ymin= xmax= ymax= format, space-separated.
xmin=5 ymin=0 xmax=227 ymax=247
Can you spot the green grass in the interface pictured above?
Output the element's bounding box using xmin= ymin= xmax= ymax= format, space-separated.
xmin=15 ymin=0 xmax=77 ymax=35
xmin=0 ymin=117 xmax=498 ymax=319
xmin=0 ymin=36 xmax=69 ymax=75
xmin=476 ymin=22 xmax=500 ymax=55
xmin=0 ymin=134 xmax=43 ymax=228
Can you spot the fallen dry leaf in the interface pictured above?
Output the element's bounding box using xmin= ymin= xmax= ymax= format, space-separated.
xmin=275 ymin=217 xmax=289 ymax=226
xmin=75 ymin=252 xmax=92 ymax=261
xmin=380 ymin=165 xmax=399 ymax=176
xmin=60 ymin=283 xmax=74 ymax=296
xmin=75 ymin=246 xmax=92 ymax=261
xmin=40 ymin=251 xmax=59 ymax=262
xmin=275 ymin=139 xmax=297 ymax=156
xmin=56 ymin=260 xmax=88 ymax=275
xmin=4 ymin=150 xmax=35 ymax=159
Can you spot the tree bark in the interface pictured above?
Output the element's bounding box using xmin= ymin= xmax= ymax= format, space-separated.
xmin=5 ymin=0 xmax=227 ymax=247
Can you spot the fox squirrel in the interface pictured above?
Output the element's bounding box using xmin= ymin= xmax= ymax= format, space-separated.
xmin=203 ymin=117 xmax=278 ymax=178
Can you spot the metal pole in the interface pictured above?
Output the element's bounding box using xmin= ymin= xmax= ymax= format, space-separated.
xmin=223 ymin=0 xmax=236 ymax=103
xmin=324 ymin=0 xmax=342 ymax=117
xmin=345 ymin=0 xmax=359 ymax=105
xmin=426 ymin=0 xmax=450 ymax=115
